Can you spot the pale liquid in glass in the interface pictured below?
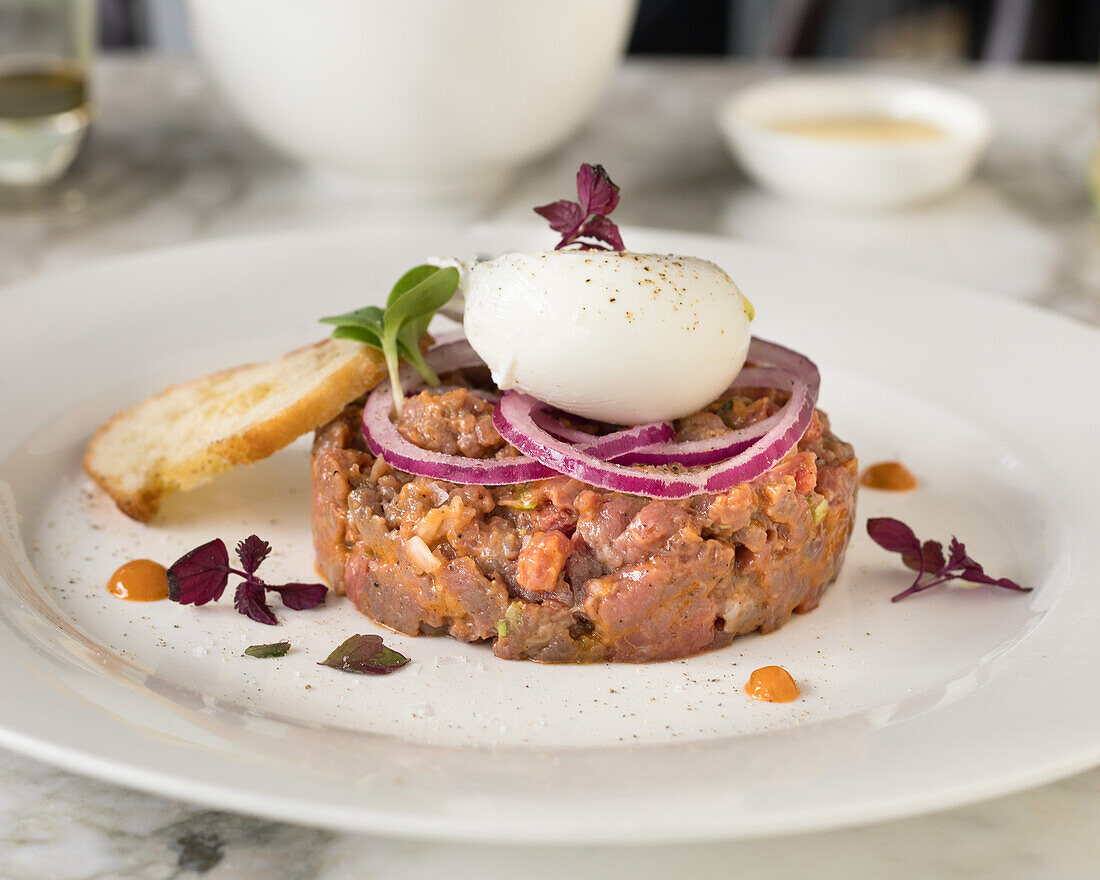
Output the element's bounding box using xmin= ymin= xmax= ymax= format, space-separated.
xmin=0 ymin=65 xmax=90 ymax=186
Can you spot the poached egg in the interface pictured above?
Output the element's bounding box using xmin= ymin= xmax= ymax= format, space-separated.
xmin=460 ymin=250 xmax=753 ymax=425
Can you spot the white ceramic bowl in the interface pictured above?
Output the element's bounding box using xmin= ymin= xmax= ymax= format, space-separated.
xmin=185 ymin=0 xmax=638 ymax=200
xmin=718 ymin=75 xmax=993 ymax=209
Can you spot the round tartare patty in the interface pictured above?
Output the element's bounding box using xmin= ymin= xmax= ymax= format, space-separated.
xmin=311 ymin=380 xmax=858 ymax=663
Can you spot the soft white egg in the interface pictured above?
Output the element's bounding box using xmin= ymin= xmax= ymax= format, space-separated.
xmin=461 ymin=250 xmax=753 ymax=424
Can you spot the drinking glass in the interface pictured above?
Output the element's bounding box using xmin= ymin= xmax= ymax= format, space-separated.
xmin=1091 ymin=128 xmax=1100 ymax=212
xmin=0 ymin=0 xmax=93 ymax=187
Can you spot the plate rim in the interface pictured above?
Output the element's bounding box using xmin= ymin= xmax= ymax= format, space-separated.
xmin=1 ymin=220 xmax=1098 ymax=843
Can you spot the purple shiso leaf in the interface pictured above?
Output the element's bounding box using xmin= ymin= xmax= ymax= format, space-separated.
xmin=902 ymin=539 xmax=945 ymax=573
xmin=943 ymin=537 xmax=1028 ymax=591
xmin=946 ymin=537 xmax=976 ymax=570
xmin=234 ymin=580 xmax=279 ymax=625
xmin=269 ymin=582 xmax=328 ymax=611
xmin=576 ymin=163 xmax=620 ymax=216
xmin=922 ymin=540 xmax=946 ymax=571
xmin=534 ymin=164 xmax=627 ymax=252
xmin=866 ymin=517 xmax=920 ymax=555
xmin=890 ymin=583 xmax=924 ymax=603
xmin=579 ymin=214 xmax=624 ymax=251
xmin=169 ymin=533 xmax=331 ymax=624
xmin=167 ymin=538 xmax=230 ymax=606
xmin=318 ymin=634 xmax=410 ymax=675
xmin=533 ymin=199 xmax=584 ymax=236
xmin=236 ymin=534 xmax=271 ymax=575
xmin=955 ymin=556 xmax=1029 ymax=592
xmin=869 ymin=519 xmax=1031 ymax=601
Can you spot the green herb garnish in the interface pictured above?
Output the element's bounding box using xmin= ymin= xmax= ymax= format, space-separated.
xmin=244 ymin=641 xmax=291 ymax=659
xmin=320 ymin=264 xmax=460 ymax=414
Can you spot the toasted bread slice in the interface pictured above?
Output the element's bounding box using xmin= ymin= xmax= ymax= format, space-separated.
xmin=84 ymin=338 xmax=385 ymax=522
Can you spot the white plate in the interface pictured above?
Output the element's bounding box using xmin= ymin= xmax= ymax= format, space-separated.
xmin=0 ymin=223 xmax=1097 ymax=843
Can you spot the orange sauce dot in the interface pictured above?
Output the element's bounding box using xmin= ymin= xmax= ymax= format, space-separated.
xmin=860 ymin=461 xmax=918 ymax=492
xmin=107 ymin=559 xmax=169 ymax=602
xmin=745 ymin=665 xmax=800 ymax=702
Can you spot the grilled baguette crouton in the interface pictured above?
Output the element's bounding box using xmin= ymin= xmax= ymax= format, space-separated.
xmin=84 ymin=338 xmax=385 ymax=522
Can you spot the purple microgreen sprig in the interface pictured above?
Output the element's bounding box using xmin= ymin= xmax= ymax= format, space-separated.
xmin=866 ymin=518 xmax=1030 ymax=603
xmin=167 ymin=535 xmax=327 ymax=625
xmin=318 ymin=634 xmax=410 ymax=675
xmin=534 ymin=163 xmax=625 ymax=251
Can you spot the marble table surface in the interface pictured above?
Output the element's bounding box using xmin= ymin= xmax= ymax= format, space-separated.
xmin=1 ymin=54 xmax=1098 ymax=879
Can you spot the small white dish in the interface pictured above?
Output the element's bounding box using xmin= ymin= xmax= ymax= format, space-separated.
xmin=718 ymin=75 xmax=993 ymax=208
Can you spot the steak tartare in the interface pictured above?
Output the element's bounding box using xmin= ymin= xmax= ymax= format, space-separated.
xmin=312 ymin=380 xmax=857 ymax=663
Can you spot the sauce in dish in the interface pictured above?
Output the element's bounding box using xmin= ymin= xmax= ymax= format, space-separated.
xmin=769 ymin=116 xmax=945 ymax=142
xmin=107 ymin=559 xmax=169 ymax=602
xmin=745 ymin=666 xmax=800 ymax=702
xmin=860 ymin=461 xmax=918 ymax=492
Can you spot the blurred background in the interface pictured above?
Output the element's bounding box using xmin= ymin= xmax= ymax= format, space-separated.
xmin=1 ymin=0 xmax=1097 ymax=321
xmin=102 ymin=0 xmax=1100 ymax=62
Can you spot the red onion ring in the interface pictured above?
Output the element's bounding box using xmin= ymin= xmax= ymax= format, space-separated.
xmin=421 ymin=338 xmax=485 ymax=378
xmin=491 ymin=338 xmax=819 ymax=499
xmin=612 ymin=366 xmax=796 ymax=466
xmin=364 ymin=336 xmax=819 ymax=498
xmin=362 ymin=393 xmax=556 ymax=484
xmin=361 ymin=341 xmax=673 ymax=485
xmin=530 ymin=408 xmax=692 ymax=460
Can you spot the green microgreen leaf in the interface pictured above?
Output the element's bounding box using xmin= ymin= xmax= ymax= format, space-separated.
xmin=244 ymin=641 xmax=291 ymax=658
xmin=386 ymin=265 xmax=441 ymax=308
xmin=381 ymin=266 xmax=458 ymax=413
xmin=396 ymin=323 xmax=439 ymax=384
xmin=319 ymin=305 xmax=386 ymax=332
xmin=320 ymin=265 xmax=459 ymax=416
xmin=384 ymin=266 xmax=460 ymax=327
xmin=330 ymin=325 xmax=384 ymax=348
xmin=322 ymin=305 xmax=386 ymax=349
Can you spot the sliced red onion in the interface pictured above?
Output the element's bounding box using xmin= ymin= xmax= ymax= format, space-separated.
xmin=422 ymin=338 xmax=485 ymax=379
xmin=363 ymin=391 xmax=558 ymax=483
xmin=421 ymin=337 xmax=676 ymax=461
xmin=491 ymin=338 xmax=820 ymax=499
xmin=530 ymin=408 xmax=679 ymax=460
xmin=363 ymin=339 xmax=550 ymax=482
xmin=362 ymin=340 xmax=673 ymax=485
xmin=613 ymin=365 xmax=796 ymax=466
xmin=532 ymin=363 xmax=804 ymax=468
xmin=366 ymin=335 xmax=819 ymax=498
xmin=531 ymin=409 xmax=597 ymax=445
